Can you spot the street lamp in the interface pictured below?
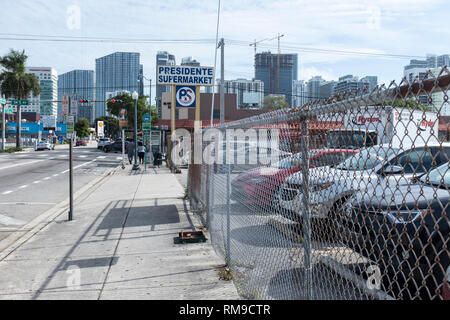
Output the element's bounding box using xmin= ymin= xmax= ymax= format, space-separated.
xmin=132 ymin=91 xmax=139 ymax=171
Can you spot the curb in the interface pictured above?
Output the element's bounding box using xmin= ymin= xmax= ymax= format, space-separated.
xmin=0 ymin=165 xmax=119 ymax=261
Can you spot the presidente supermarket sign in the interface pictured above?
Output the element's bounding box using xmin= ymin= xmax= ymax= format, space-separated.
xmin=157 ymin=65 xmax=214 ymax=86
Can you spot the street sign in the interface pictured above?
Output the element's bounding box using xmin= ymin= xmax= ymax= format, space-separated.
xmin=97 ymin=121 xmax=104 ymax=137
xmin=143 ymin=122 xmax=151 ymax=130
xmin=12 ymin=100 xmax=29 ymax=106
xmin=157 ymin=65 xmax=214 ymax=86
xmin=143 ymin=113 xmax=151 ymax=123
xmin=66 ymin=116 xmax=74 ymax=137
xmin=119 ymin=119 xmax=128 ymax=129
xmin=62 ymin=95 xmax=70 ymax=117
xmin=0 ymin=98 xmax=6 ymax=104
xmin=175 ymin=86 xmax=196 ymax=108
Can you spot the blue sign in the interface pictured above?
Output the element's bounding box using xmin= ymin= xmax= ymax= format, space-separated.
xmin=175 ymin=86 xmax=196 ymax=108
xmin=7 ymin=122 xmax=67 ymax=134
xmin=143 ymin=114 xmax=151 ymax=123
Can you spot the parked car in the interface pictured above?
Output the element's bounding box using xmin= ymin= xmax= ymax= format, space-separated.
xmin=103 ymin=140 xmax=128 ymax=153
xmin=338 ymin=162 xmax=449 ymax=299
xmin=97 ymin=138 xmax=111 ymax=150
xmin=36 ymin=139 xmax=55 ymax=151
xmin=277 ymin=143 xmax=450 ymax=223
xmin=75 ymin=140 xmax=87 ymax=147
xmin=231 ymin=149 xmax=357 ymax=208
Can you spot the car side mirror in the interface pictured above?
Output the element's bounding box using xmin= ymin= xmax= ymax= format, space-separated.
xmin=383 ymin=165 xmax=403 ymax=175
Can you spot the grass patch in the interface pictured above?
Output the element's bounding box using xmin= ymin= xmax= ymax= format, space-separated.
xmin=0 ymin=147 xmax=23 ymax=153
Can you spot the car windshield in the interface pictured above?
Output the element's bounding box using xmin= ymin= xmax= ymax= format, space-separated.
xmin=420 ymin=162 xmax=450 ymax=187
xmin=336 ymin=146 xmax=396 ymax=171
xmin=272 ymin=153 xmax=303 ymax=169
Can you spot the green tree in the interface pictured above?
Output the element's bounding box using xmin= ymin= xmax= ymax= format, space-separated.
xmin=150 ymin=105 xmax=158 ymax=127
xmin=106 ymin=93 xmax=148 ymax=131
xmin=94 ymin=116 xmax=119 ymax=138
xmin=392 ymin=98 xmax=430 ymax=111
xmin=74 ymin=117 xmax=90 ymax=138
xmin=263 ymin=95 xmax=290 ymax=110
xmin=0 ymin=49 xmax=41 ymax=148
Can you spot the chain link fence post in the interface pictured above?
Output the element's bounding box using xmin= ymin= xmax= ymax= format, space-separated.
xmin=301 ymin=117 xmax=312 ymax=300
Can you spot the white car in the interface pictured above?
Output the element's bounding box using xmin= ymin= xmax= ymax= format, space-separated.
xmin=97 ymin=138 xmax=111 ymax=150
xmin=277 ymin=143 xmax=450 ymax=222
xmin=36 ymin=140 xmax=55 ymax=151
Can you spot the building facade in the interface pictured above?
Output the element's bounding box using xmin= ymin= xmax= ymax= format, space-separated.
xmin=306 ymin=76 xmax=325 ymax=102
xmin=209 ymin=79 xmax=265 ymax=109
xmin=181 ymin=56 xmax=200 ymax=66
xmin=95 ymin=52 xmax=140 ymax=118
xmin=292 ymin=80 xmax=307 ymax=107
xmin=334 ymin=75 xmax=369 ymax=95
xmin=255 ymin=52 xmax=298 ymax=104
xmin=156 ymin=51 xmax=176 ymax=119
xmin=58 ymin=69 xmax=95 ymax=123
xmin=23 ymin=67 xmax=58 ymax=117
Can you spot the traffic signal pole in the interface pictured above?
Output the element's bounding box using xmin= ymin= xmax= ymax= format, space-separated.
xmin=1 ymin=103 xmax=5 ymax=151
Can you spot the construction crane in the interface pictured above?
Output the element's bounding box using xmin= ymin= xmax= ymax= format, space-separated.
xmin=250 ymin=34 xmax=285 ymax=93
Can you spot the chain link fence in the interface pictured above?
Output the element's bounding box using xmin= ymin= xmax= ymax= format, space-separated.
xmin=186 ymin=70 xmax=450 ymax=300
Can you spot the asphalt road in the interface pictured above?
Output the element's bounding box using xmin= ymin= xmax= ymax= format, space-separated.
xmin=0 ymin=143 xmax=123 ymax=242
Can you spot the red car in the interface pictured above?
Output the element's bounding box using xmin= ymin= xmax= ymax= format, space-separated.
xmin=75 ymin=140 xmax=87 ymax=146
xmin=231 ymin=149 xmax=358 ymax=207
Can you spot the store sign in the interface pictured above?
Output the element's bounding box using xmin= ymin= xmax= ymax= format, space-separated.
xmin=157 ymin=65 xmax=214 ymax=86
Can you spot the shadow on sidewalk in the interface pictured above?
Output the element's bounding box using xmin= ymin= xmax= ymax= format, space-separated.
xmin=31 ymin=193 xmax=195 ymax=299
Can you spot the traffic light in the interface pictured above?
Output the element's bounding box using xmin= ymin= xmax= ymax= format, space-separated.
xmin=111 ymin=99 xmax=123 ymax=104
xmin=79 ymin=99 xmax=88 ymax=103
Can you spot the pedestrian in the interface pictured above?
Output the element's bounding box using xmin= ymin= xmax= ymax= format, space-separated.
xmin=138 ymin=141 xmax=146 ymax=164
xmin=127 ymin=140 xmax=135 ymax=164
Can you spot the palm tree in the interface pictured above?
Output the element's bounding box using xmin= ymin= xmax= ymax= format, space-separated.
xmin=0 ymin=49 xmax=41 ymax=148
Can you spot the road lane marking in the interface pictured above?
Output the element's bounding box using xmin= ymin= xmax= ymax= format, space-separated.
xmin=60 ymin=159 xmax=97 ymax=174
xmin=78 ymin=155 xmax=88 ymax=158
xmin=0 ymin=214 xmax=26 ymax=226
xmin=52 ymin=174 xmax=59 ymax=177
xmin=96 ymin=156 xmax=106 ymax=159
xmin=43 ymin=177 xmax=51 ymax=180
xmin=1 ymin=191 xmax=13 ymax=195
xmin=0 ymin=160 xmax=45 ymax=171
xmin=18 ymin=185 xmax=28 ymax=189
xmin=33 ymin=181 xmax=42 ymax=184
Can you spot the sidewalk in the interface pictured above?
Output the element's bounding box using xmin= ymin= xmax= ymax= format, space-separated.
xmin=0 ymin=165 xmax=239 ymax=300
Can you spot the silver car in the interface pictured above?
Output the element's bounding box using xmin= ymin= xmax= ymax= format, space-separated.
xmin=277 ymin=143 xmax=450 ymax=222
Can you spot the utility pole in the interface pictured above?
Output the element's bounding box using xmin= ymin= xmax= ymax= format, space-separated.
xmin=0 ymin=96 xmax=6 ymax=150
xmin=277 ymin=33 xmax=284 ymax=94
xmin=218 ymin=38 xmax=225 ymax=125
xmin=68 ymin=96 xmax=74 ymax=221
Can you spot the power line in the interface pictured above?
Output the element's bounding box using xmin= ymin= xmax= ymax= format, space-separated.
xmin=226 ymin=39 xmax=427 ymax=60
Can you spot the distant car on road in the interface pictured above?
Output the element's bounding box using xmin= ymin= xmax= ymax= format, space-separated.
xmin=103 ymin=140 xmax=128 ymax=153
xmin=35 ymin=139 xmax=55 ymax=151
xmin=97 ymin=138 xmax=111 ymax=150
xmin=75 ymin=140 xmax=87 ymax=147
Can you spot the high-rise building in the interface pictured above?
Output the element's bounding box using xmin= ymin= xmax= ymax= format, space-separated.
xmin=58 ymin=70 xmax=95 ymax=123
xmin=181 ymin=56 xmax=200 ymax=66
xmin=319 ymin=81 xmax=336 ymax=100
xmin=156 ymin=51 xmax=176 ymax=119
xmin=211 ymin=78 xmax=264 ymax=109
xmin=139 ymin=64 xmax=144 ymax=97
xmin=334 ymin=75 xmax=369 ymax=95
xmin=292 ymin=80 xmax=307 ymax=107
xmin=23 ymin=67 xmax=58 ymax=117
xmin=255 ymin=52 xmax=298 ymax=104
xmin=306 ymin=76 xmax=326 ymax=102
xmin=95 ymin=52 xmax=140 ymax=118
xmin=360 ymin=76 xmax=378 ymax=91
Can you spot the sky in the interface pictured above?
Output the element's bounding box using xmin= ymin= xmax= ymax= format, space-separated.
xmin=0 ymin=0 xmax=449 ymax=102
